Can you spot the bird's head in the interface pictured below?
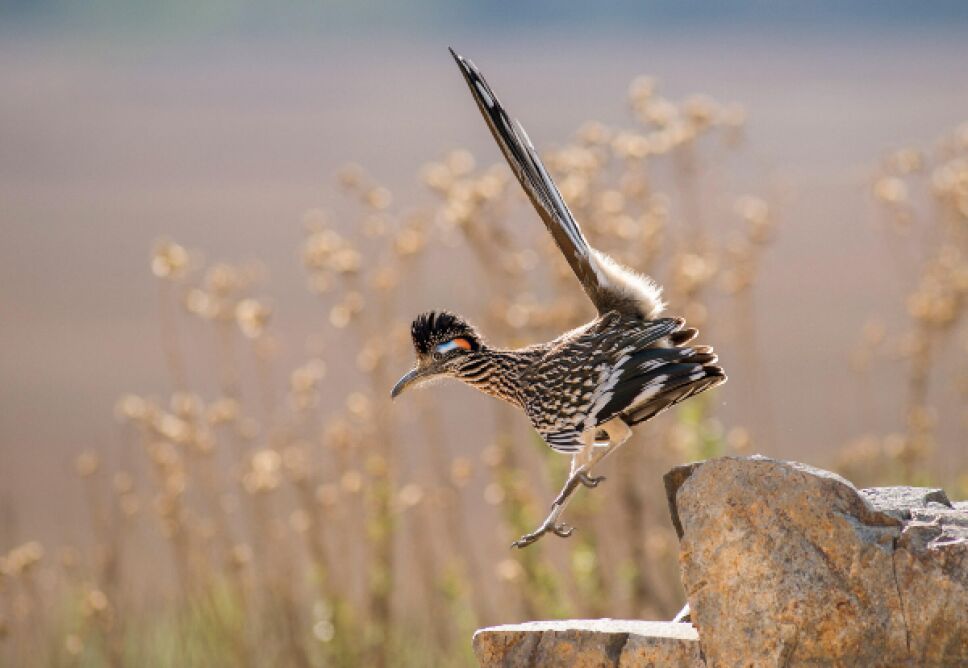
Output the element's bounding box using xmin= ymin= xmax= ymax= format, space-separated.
xmin=391 ymin=310 xmax=483 ymax=399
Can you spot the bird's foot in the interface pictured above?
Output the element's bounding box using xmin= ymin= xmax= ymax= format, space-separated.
xmin=578 ymin=470 xmax=607 ymax=489
xmin=511 ymin=466 xmax=608 ymax=548
xmin=552 ymin=469 xmax=607 ymax=507
xmin=511 ymin=506 xmax=573 ymax=549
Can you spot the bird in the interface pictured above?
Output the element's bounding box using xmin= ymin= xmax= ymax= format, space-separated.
xmin=391 ymin=48 xmax=726 ymax=549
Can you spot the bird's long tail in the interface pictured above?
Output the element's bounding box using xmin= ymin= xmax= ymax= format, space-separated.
xmin=449 ymin=47 xmax=663 ymax=319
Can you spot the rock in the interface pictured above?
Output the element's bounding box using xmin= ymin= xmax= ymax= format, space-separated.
xmin=666 ymin=455 xmax=968 ymax=666
xmin=472 ymin=619 xmax=703 ymax=667
xmin=892 ymin=500 xmax=968 ymax=663
xmin=858 ymin=486 xmax=951 ymax=521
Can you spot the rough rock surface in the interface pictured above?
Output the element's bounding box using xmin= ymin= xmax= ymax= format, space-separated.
xmin=666 ymin=455 xmax=968 ymax=666
xmin=472 ymin=619 xmax=702 ymax=667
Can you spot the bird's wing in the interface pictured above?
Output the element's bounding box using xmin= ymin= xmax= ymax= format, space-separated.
xmin=524 ymin=315 xmax=686 ymax=452
xmin=450 ymin=48 xmax=663 ymax=318
xmin=583 ymin=344 xmax=725 ymax=431
xmin=538 ymin=322 xmax=726 ymax=453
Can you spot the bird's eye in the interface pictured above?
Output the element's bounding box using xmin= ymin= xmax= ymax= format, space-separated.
xmin=435 ymin=338 xmax=472 ymax=355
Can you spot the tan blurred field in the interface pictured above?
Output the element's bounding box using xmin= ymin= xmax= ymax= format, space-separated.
xmin=1 ymin=29 xmax=966 ymax=666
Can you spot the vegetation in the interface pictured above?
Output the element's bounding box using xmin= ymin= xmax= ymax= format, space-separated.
xmin=1 ymin=77 xmax=965 ymax=667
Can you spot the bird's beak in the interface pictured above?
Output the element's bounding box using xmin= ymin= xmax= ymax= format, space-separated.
xmin=391 ymin=367 xmax=425 ymax=400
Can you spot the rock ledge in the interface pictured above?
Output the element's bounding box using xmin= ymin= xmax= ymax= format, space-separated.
xmin=473 ymin=619 xmax=701 ymax=667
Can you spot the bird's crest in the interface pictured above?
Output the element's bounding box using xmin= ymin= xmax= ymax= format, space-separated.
xmin=410 ymin=311 xmax=481 ymax=355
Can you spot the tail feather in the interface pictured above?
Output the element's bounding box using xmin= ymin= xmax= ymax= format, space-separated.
xmin=589 ymin=249 xmax=665 ymax=319
xmin=623 ymin=366 xmax=726 ymax=426
xmin=449 ymin=47 xmax=663 ymax=320
xmin=669 ymin=327 xmax=699 ymax=346
xmin=449 ymin=48 xmax=598 ymax=298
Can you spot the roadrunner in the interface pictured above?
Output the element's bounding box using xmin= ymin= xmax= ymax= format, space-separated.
xmin=392 ymin=49 xmax=726 ymax=548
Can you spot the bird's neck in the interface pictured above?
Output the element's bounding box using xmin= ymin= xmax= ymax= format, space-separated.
xmin=455 ymin=347 xmax=540 ymax=407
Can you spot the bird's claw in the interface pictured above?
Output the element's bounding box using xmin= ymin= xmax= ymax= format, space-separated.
xmin=510 ymin=536 xmax=532 ymax=549
xmin=552 ymin=469 xmax=607 ymax=507
xmin=550 ymin=522 xmax=573 ymax=537
xmin=511 ymin=520 xmax=574 ymax=549
xmin=513 ymin=467 xmax=606 ymax=548
xmin=577 ymin=471 xmax=606 ymax=488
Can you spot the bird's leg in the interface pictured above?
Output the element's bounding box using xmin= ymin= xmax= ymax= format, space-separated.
xmin=512 ymin=418 xmax=632 ymax=549
xmin=510 ymin=433 xmax=598 ymax=549
xmin=551 ymin=432 xmax=606 ymax=507
xmin=553 ymin=417 xmax=631 ymax=506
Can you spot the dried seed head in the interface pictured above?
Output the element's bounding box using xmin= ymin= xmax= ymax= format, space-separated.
xmin=64 ymin=634 xmax=83 ymax=655
xmin=170 ymin=392 xmax=203 ymax=419
xmin=420 ymin=161 xmax=453 ymax=192
xmin=206 ymin=397 xmax=239 ymax=425
xmin=340 ymin=470 xmax=363 ymax=494
xmin=243 ymin=449 xmax=282 ymax=494
xmin=397 ymin=483 xmax=424 ymax=509
xmin=151 ymin=239 xmax=189 ymax=279
xmin=114 ymin=394 xmax=149 ymax=422
xmin=346 ymin=392 xmax=372 ymax=421
xmin=483 ymin=482 xmax=505 ymax=506
xmin=84 ymin=589 xmax=110 ymax=618
xmin=727 ymin=427 xmax=752 ymax=454
xmin=577 ymin=121 xmax=612 ymax=145
xmin=329 ymin=304 xmax=352 ymax=328
xmin=365 ymin=453 xmax=388 ymax=477
xmin=75 ymin=451 xmax=99 ymax=478
xmin=682 ymin=94 xmax=718 ymax=132
xmin=338 ymin=163 xmax=365 ymax=189
xmin=874 ymin=176 xmax=908 ymax=205
xmin=4 ymin=541 xmax=44 ymax=576
xmin=627 ymin=76 xmax=656 ymax=105
xmin=366 ymin=186 xmax=393 ymax=210
xmin=394 ymin=227 xmax=425 ymax=256
xmin=236 ymin=299 xmax=271 ymax=339
xmin=205 ymin=263 xmax=241 ymax=296
xmin=156 ymin=413 xmax=191 ymax=444
xmin=446 ymin=149 xmax=476 ymax=176
xmin=495 ymin=558 xmax=523 ymax=582
xmin=450 ymin=457 xmax=473 ymax=487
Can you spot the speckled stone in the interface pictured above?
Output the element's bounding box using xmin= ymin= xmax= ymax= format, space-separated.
xmin=666 ymin=455 xmax=968 ymax=667
xmin=472 ymin=619 xmax=703 ymax=667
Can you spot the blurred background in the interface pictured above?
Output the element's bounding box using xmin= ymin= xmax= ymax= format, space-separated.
xmin=1 ymin=2 xmax=967 ymax=665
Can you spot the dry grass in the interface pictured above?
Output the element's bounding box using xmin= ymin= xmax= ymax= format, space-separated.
xmin=839 ymin=123 xmax=968 ymax=488
xmin=1 ymin=79 xmax=965 ymax=667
